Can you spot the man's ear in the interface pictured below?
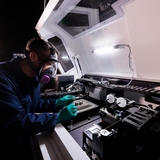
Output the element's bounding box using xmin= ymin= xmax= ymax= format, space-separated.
xmin=29 ymin=52 xmax=38 ymax=62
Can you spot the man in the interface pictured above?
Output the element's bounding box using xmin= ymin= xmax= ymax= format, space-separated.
xmin=0 ymin=38 xmax=77 ymax=159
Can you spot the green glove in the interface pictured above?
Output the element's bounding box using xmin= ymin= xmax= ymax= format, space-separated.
xmin=57 ymin=103 xmax=77 ymax=123
xmin=55 ymin=95 xmax=76 ymax=107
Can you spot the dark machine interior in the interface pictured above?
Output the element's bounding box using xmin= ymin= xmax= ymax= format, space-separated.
xmin=41 ymin=74 xmax=160 ymax=160
xmin=62 ymin=0 xmax=118 ymax=26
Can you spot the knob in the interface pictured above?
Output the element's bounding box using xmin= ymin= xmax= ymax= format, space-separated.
xmin=106 ymin=94 xmax=115 ymax=103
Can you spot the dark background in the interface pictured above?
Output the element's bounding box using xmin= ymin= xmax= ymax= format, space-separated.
xmin=0 ymin=0 xmax=48 ymax=61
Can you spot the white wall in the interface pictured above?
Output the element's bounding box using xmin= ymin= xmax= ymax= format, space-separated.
xmin=125 ymin=0 xmax=160 ymax=81
xmin=75 ymin=17 xmax=135 ymax=78
xmin=36 ymin=0 xmax=160 ymax=82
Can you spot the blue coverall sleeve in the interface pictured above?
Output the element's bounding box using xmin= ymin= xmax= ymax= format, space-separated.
xmin=0 ymin=77 xmax=58 ymax=139
xmin=35 ymin=86 xmax=57 ymax=113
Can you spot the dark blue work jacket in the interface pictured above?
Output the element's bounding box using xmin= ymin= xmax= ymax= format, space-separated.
xmin=0 ymin=57 xmax=58 ymax=141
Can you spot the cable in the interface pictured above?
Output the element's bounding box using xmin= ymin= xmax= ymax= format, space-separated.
xmin=116 ymin=44 xmax=135 ymax=86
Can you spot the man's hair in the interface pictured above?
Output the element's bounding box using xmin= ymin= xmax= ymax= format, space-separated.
xmin=25 ymin=38 xmax=58 ymax=61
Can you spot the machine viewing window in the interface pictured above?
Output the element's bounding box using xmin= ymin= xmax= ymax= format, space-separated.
xmin=48 ymin=36 xmax=74 ymax=73
xmin=58 ymin=6 xmax=99 ymax=36
xmin=61 ymin=12 xmax=89 ymax=27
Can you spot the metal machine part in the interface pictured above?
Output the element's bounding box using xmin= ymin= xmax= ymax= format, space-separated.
xmin=85 ymin=86 xmax=107 ymax=101
xmin=73 ymin=99 xmax=99 ymax=114
xmin=83 ymin=103 xmax=160 ymax=160
xmin=41 ymin=76 xmax=160 ymax=160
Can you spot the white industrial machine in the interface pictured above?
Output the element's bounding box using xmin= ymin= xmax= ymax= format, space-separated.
xmin=32 ymin=0 xmax=160 ymax=159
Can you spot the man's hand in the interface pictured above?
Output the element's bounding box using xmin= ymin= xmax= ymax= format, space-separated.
xmin=56 ymin=103 xmax=77 ymax=123
xmin=55 ymin=95 xmax=76 ymax=107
